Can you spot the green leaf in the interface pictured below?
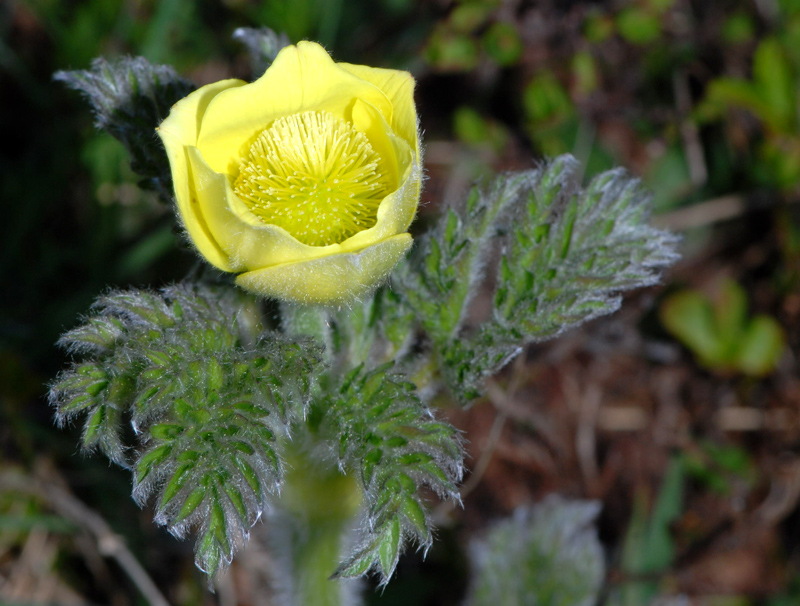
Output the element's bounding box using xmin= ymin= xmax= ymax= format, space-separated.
xmin=618 ymin=457 xmax=684 ymax=605
xmin=325 ymin=365 xmax=463 ymax=583
xmin=397 ymin=165 xmax=532 ymax=345
xmin=401 ymin=155 xmax=678 ymax=403
xmin=736 ymin=315 xmax=786 ymax=376
xmin=136 ymin=444 xmax=172 ymax=482
xmin=661 ymin=281 xmax=785 ymax=376
xmin=697 ymin=38 xmax=797 ymax=133
xmin=160 ymin=463 xmax=192 ymax=508
xmin=175 ymin=486 xmax=206 ymax=524
xmin=131 ymin=323 xmax=320 ymax=577
xmin=660 ymin=290 xmax=725 ymax=366
xmin=713 ymin=280 xmax=748 ymax=343
xmin=616 ymin=7 xmax=661 ymax=45
xmin=334 ymin=550 xmax=374 ymax=579
xmin=51 ymin=283 xmax=323 ymax=579
xmin=378 ymin=518 xmax=402 ymax=579
xmin=482 ymin=22 xmax=523 ymax=66
xmin=468 ymin=497 xmax=604 ymax=606
xmin=753 ymin=37 xmax=797 ymax=132
xmin=54 ymin=56 xmax=194 ymax=201
xmin=401 ymin=496 xmax=428 ymax=537
xmin=523 ymin=72 xmax=574 ymax=123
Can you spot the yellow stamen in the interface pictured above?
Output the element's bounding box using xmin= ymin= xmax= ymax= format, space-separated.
xmin=233 ymin=111 xmax=391 ymax=247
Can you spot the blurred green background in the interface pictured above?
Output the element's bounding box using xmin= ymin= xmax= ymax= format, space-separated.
xmin=3 ymin=0 xmax=800 ymax=604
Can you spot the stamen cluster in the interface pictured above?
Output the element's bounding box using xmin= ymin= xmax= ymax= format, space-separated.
xmin=234 ymin=111 xmax=390 ymax=246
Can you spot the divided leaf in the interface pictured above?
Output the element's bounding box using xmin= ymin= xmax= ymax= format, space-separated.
xmin=133 ymin=380 xmax=284 ymax=576
xmin=398 ymin=174 xmax=521 ymax=344
xmin=322 ymin=365 xmax=463 ymax=584
xmin=398 ymin=155 xmax=679 ymax=402
xmin=55 ymin=56 xmax=194 ymax=200
xmin=49 ymin=284 xmax=322 ymax=577
xmin=282 ymin=287 xmax=418 ymax=374
xmin=467 ymin=496 xmax=605 ymax=606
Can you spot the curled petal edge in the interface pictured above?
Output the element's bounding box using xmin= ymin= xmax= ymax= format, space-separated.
xmin=234 ymin=234 xmax=413 ymax=305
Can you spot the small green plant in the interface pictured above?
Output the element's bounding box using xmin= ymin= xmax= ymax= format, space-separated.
xmin=423 ymin=2 xmax=522 ymax=71
xmin=611 ymin=457 xmax=685 ymax=606
xmin=453 ymin=106 xmax=509 ymax=153
xmin=697 ymin=36 xmax=800 ymax=190
xmin=660 ymin=279 xmax=785 ymax=376
xmin=682 ymin=441 xmax=756 ymax=496
xmin=51 ymin=27 xmax=678 ymax=605
xmin=467 ymin=497 xmax=605 ymax=606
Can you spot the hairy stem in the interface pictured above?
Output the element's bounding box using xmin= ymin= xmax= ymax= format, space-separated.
xmin=274 ymin=444 xmax=362 ymax=606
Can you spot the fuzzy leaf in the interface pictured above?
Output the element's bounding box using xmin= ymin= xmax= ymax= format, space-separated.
xmin=50 ymin=284 xmax=322 ymax=578
xmin=54 ymin=56 xmax=194 ymax=201
xmin=398 ymin=176 xmax=521 ymax=344
xmin=325 ymin=365 xmax=463 ymax=584
xmin=398 ymin=155 xmax=679 ymax=402
xmin=467 ymin=496 xmax=605 ymax=606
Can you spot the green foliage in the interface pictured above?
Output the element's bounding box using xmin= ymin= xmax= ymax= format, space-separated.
xmin=613 ymin=457 xmax=684 ymax=606
xmin=482 ymin=22 xmax=522 ymax=67
xmin=522 ymin=72 xmax=578 ymax=156
xmin=682 ymin=441 xmax=756 ymax=495
xmin=281 ymin=287 xmax=417 ymax=373
xmin=425 ymin=28 xmax=480 ymax=72
xmin=45 ymin=23 xmax=684 ymax=590
xmin=453 ymin=107 xmax=510 ymax=152
xmin=616 ymin=8 xmax=662 ymax=45
xmin=524 ymin=71 xmax=574 ymax=125
xmin=699 ymin=38 xmax=796 ymax=134
xmin=321 ymin=365 xmax=463 ymax=584
xmin=424 ymin=6 xmax=522 ymax=71
xmin=246 ymin=0 xmax=343 ymax=45
xmin=571 ymin=51 xmax=599 ymax=97
xmin=399 ymin=155 xmax=679 ymax=402
xmin=54 ymin=56 xmax=194 ymax=201
xmin=697 ymin=37 xmax=800 ymax=189
xmin=583 ymin=11 xmax=616 ymax=43
xmin=50 ymin=284 xmax=321 ymax=576
xmin=722 ymin=12 xmax=756 ymax=45
xmin=467 ymin=497 xmax=605 ymax=606
xmin=660 ymin=279 xmax=786 ymax=376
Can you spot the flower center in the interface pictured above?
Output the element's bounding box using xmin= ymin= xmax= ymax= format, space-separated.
xmin=233 ymin=111 xmax=391 ymax=247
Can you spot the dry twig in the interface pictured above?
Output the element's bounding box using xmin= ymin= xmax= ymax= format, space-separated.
xmin=0 ymin=464 xmax=171 ymax=606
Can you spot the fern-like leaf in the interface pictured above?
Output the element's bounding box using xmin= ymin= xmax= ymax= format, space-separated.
xmin=397 ymin=155 xmax=679 ymax=402
xmin=54 ymin=57 xmax=194 ymax=200
xmin=467 ymin=497 xmax=605 ymax=606
xmin=50 ymin=284 xmax=321 ymax=577
xmin=323 ymin=365 xmax=463 ymax=583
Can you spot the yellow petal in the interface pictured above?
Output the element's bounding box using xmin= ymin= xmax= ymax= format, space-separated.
xmin=158 ymin=78 xmax=246 ymax=146
xmin=157 ymin=79 xmax=246 ymax=272
xmin=196 ymin=41 xmax=394 ymax=175
xmin=329 ymin=99 xmax=419 ymax=251
xmin=235 ymin=234 xmax=413 ymax=305
xmin=339 ymin=150 xmax=421 ymax=252
xmin=337 ymin=62 xmax=419 ymax=154
xmin=347 ymin=98 xmax=407 ymax=193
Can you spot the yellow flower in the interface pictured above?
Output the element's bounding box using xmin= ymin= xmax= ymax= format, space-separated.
xmin=157 ymin=41 xmax=420 ymax=305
